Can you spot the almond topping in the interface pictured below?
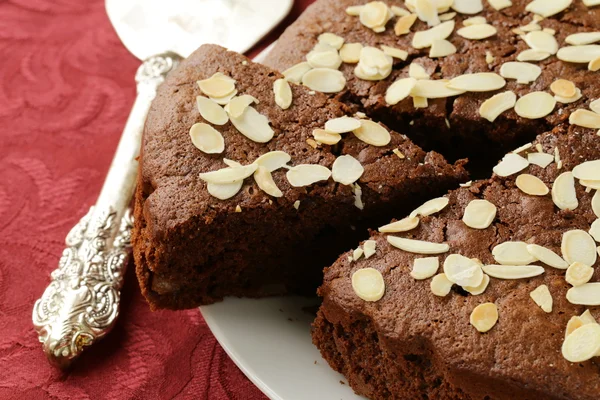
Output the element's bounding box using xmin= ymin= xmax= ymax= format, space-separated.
xmin=409 ymin=63 xmax=431 ymax=80
xmin=526 ymin=244 xmax=569 ymax=269
xmin=562 ymin=230 xmax=597 ymax=267
xmin=302 ymin=68 xmax=346 ymax=93
xmin=590 ymin=56 xmax=600 ymax=72
xmin=594 ymin=190 xmax=600 ymax=218
xmin=493 ymin=241 xmax=538 ymax=265
xmin=567 ymin=283 xmax=600 ymax=306
xmin=566 ymin=32 xmax=600 ymax=46
xmin=554 ymin=88 xmax=583 ymax=104
xmin=229 ymin=105 xmax=274 ymax=143
xmin=566 ymin=262 xmax=594 ymax=287
xmin=253 ymin=151 xmax=291 ymax=172
xmin=516 ymin=173 xmax=549 ymax=196
xmin=447 ymin=73 xmax=506 ymax=92
xmin=552 ymin=171 xmax=578 ymax=210
xmin=430 ymin=273 xmax=453 ymax=296
xmin=488 ymin=0 xmax=512 ymax=11
xmin=359 ymin=1 xmax=392 ymax=30
xmin=286 ymin=164 xmax=331 ymax=187
xmin=253 ymin=166 xmax=283 ymax=197
xmin=225 ymin=95 xmax=259 ymax=118
xmin=332 ymin=155 xmax=364 ymax=185
xmin=206 ymin=181 xmax=243 ymax=200
xmin=572 ymin=160 xmax=600 ymax=181
xmin=443 ymin=254 xmax=484 ymax=287
xmin=410 ymin=257 xmax=440 ymax=280
xmin=415 ymin=0 xmax=440 ymax=26
xmin=464 ymin=273 xmax=490 ymax=295
xmin=411 ymin=79 xmax=466 ymax=98
xmin=590 ymin=99 xmax=600 ymax=114
xmin=479 ymin=91 xmax=517 ymax=122
xmin=363 ymin=240 xmax=377 ymax=259
xmin=273 ymin=79 xmax=292 ymax=110
xmin=391 ymin=6 xmax=410 ymax=17
xmin=352 ymin=268 xmax=385 ymax=302
xmin=569 ymin=109 xmax=600 ymax=129
xmin=557 ymin=45 xmax=600 ymax=63
xmin=528 ymin=152 xmax=554 ymax=168
xmin=525 ymin=0 xmax=571 ymax=17
xmin=394 ymin=13 xmax=418 ymax=36
xmin=530 ymin=284 xmax=553 ymax=312
xmin=482 ymin=264 xmax=544 ymax=279
xmin=410 ymin=197 xmax=450 ymax=218
xmin=197 ymin=72 xmax=236 ymax=98
xmin=412 ymin=20 xmax=455 ymax=49
xmin=353 ymin=120 xmax=391 ymax=146
xmin=562 ymin=323 xmax=600 ymax=362
xmin=387 ymin=236 xmax=450 ymax=254
xmin=325 ymin=116 xmax=362 ymax=133
xmin=462 ymin=199 xmax=497 ymax=229
xmin=195 ymin=96 xmax=229 ymax=126
xmin=199 ymin=163 xmax=258 ymax=184
xmin=456 ymin=24 xmax=497 ymax=40
xmin=499 ymin=62 xmax=542 ymax=84
xmin=312 ymin=129 xmax=342 ymax=145
xmin=493 ymin=153 xmax=529 ymax=177
xmin=429 ymin=39 xmax=457 ymax=57
xmin=470 ymin=303 xmax=498 ymax=333
xmin=550 ymin=79 xmax=577 ymax=98
xmin=463 ymin=16 xmax=486 ymax=26
xmin=524 ymin=31 xmax=558 ymax=54
xmin=282 ymin=62 xmax=312 ymax=84
xmin=339 ymin=43 xmax=363 ymax=63
xmin=452 ymin=0 xmax=483 ymax=14
xmin=306 ymin=49 xmax=342 ymax=70
xmin=381 ymin=45 xmax=408 ymax=60
xmin=346 ymin=5 xmax=363 ymax=16
xmin=318 ymin=32 xmax=344 ymax=50
xmin=514 ymin=91 xmax=556 ymax=119
xmin=379 ymin=216 xmax=420 ymax=233
xmin=189 ymin=123 xmax=225 ymax=154
xmin=386 ymin=78 xmax=417 ymax=105
xmin=516 ymin=49 xmax=551 ymax=62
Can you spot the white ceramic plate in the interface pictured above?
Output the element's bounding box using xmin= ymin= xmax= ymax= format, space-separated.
xmin=200 ymin=45 xmax=364 ymax=400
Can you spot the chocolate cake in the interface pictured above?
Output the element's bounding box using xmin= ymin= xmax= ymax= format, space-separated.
xmin=264 ymin=0 xmax=600 ymax=172
xmin=132 ymin=44 xmax=467 ymax=309
xmin=314 ymin=123 xmax=600 ymax=400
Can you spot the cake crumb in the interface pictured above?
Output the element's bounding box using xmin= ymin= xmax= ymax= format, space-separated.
xmin=459 ymin=180 xmax=473 ymax=187
xmin=306 ymin=138 xmax=319 ymax=148
xmin=393 ymin=148 xmax=405 ymax=159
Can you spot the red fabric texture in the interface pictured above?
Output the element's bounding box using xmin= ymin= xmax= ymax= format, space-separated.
xmin=0 ymin=0 xmax=314 ymax=398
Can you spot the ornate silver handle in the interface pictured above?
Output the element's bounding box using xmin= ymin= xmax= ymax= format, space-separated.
xmin=32 ymin=52 xmax=182 ymax=368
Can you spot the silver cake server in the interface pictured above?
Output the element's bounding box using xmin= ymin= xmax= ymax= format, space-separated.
xmin=32 ymin=0 xmax=292 ymax=368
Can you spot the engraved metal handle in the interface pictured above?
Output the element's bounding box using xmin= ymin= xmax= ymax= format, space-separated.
xmin=32 ymin=52 xmax=182 ymax=368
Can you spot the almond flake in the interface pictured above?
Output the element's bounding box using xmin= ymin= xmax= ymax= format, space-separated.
xmin=570 ymin=109 xmax=600 ymax=129
xmin=562 ymin=229 xmax=597 ymax=267
xmin=197 ymin=73 xmax=236 ymax=98
xmin=189 ymin=123 xmax=225 ymax=154
xmin=557 ymin=45 xmax=600 ymax=63
xmin=410 ymin=197 xmax=450 ymax=218
xmin=386 ymin=78 xmax=417 ymax=105
xmin=273 ymin=79 xmax=292 ymax=110
xmin=514 ymin=91 xmax=556 ymax=119
xmin=566 ymin=316 xmax=585 ymax=338
xmin=580 ymin=180 xmax=600 ymax=190
xmin=583 ymin=0 xmax=600 ymax=6
xmin=353 ymin=183 xmax=364 ymax=210
xmin=391 ymin=5 xmax=411 ymax=16
xmin=195 ymin=96 xmax=229 ymax=126
xmin=230 ymin=106 xmax=274 ymax=143
xmin=387 ymin=236 xmax=450 ymax=254
xmin=512 ymin=142 xmax=532 ymax=154
xmin=550 ymin=79 xmax=577 ymax=98
xmin=225 ymin=95 xmax=259 ymax=118
xmin=452 ymin=0 xmax=483 ymax=14
xmin=470 ymin=303 xmax=498 ymax=333
xmin=479 ymin=91 xmax=516 ymax=122
xmin=332 ymin=155 xmax=364 ymax=185
xmin=411 ymin=257 xmax=439 ymax=280
xmin=352 ymin=268 xmax=385 ymax=302
xmin=429 ymin=39 xmax=457 ymax=57
xmin=591 ymin=99 xmax=600 ymax=114
xmin=355 ymin=47 xmax=393 ymax=80
xmin=412 ymin=20 xmax=455 ymax=49
xmin=527 ymin=152 xmax=553 ymax=168
xmin=325 ymin=116 xmax=362 ymax=133
xmin=199 ymin=163 xmax=258 ymax=184
xmin=464 ymin=274 xmax=490 ymax=295
xmin=282 ymin=62 xmax=312 ymax=84
xmin=515 ymin=173 xmax=549 ymax=196
xmin=524 ymin=31 xmax=558 ymax=54
xmin=415 ymin=0 xmax=440 ymax=26
xmin=286 ymin=164 xmax=331 ymax=187
xmin=346 ymin=5 xmax=363 ymax=16
xmin=223 ymin=159 xmax=243 ymax=168
xmin=302 ymin=68 xmax=346 ymax=93
xmin=567 ymin=283 xmax=600 ymax=306
xmin=460 ymin=180 xmax=473 ymax=187
xmin=590 ymin=56 xmax=600 ymax=71
xmin=253 ymin=166 xmax=283 ymax=197
xmin=456 ymin=24 xmax=497 ymax=40
xmin=381 ymin=45 xmax=408 ymax=60
xmin=530 ymin=284 xmax=553 ymax=313
xmin=566 ymin=262 xmax=594 ymax=287
xmin=353 ymin=120 xmax=391 ymax=146
xmin=581 ymin=310 xmax=598 ymax=325
xmin=364 ymin=240 xmax=377 ymax=259
xmin=520 ymin=22 xmax=541 ymax=32
xmin=306 ymin=50 xmax=342 ymax=70
xmin=353 ymin=247 xmax=364 ymax=261
xmin=516 ymin=49 xmax=551 ymax=62
xmin=486 ymin=51 xmax=495 ymax=64
xmin=393 ymin=148 xmax=405 ymax=159
xmin=254 ymin=151 xmax=291 ymax=172
xmin=525 ymin=0 xmax=572 ymax=17
xmin=293 ymin=200 xmax=300 ymax=210
xmin=561 ymin=323 xmax=600 ymax=362
xmin=447 ymin=73 xmax=506 ymax=92
xmin=439 ymin=11 xmax=456 ymax=21
xmin=463 ymin=16 xmax=486 ymax=26
xmin=443 ymin=254 xmax=484 ymax=287
xmin=493 ymin=241 xmax=538 ymax=265
xmin=409 ymin=63 xmax=431 ymax=79
xmin=209 ymin=90 xmax=238 ymax=105
xmin=482 ymin=264 xmax=544 ymax=279
xmin=207 ymin=180 xmax=244 ymax=200
xmin=565 ymin=32 xmax=600 ymax=46
xmin=488 ymin=0 xmax=512 ymax=11
xmin=555 ymin=88 xmax=583 ymax=104
xmin=493 ymin=153 xmax=529 ymax=177
xmin=339 ymin=43 xmax=363 ymax=63
xmin=413 ymin=96 xmax=429 ymax=108
xmin=318 ymin=32 xmax=344 ymax=50
xmin=593 ymin=191 xmax=600 ymax=218
xmin=411 ymin=79 xmax=466 ymax=98
xmin=552 ymin=171 xmax=578 ymax=210
xmin=430 ymin=273 xmax=454 ymax=296
xmin=359 ymin=1 xmax=392 ymax=30
xmin=312 ymin=129 xmax=341 ymax=145
xmin=462 ymin=199 xmax=497 ymax=229
xmin=395 ymin=13 xmax=418 ymax=36
xmin=499 ymin=62 xmax=541 ymax=84
xmin=379 ymin=216 xmax=420 ymax=233
xmin=527 ymin=243 xmax=569 ymax=269
xmin=572 ymin=160 xmax=600 ymax=181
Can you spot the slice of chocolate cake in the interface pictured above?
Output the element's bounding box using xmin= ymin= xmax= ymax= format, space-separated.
xmin=132 ymin=44 xmax=467 ymax=310
xmin=313 ymin=123 xmax=600 ymax=400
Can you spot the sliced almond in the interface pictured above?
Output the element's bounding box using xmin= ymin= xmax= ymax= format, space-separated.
xmin=379 ymin=216 xmax=420 ymax=233
xmin=594 ymin=190 xmax=600 ymax=218
xmin=209 ymin=90 xmax=238 ymax=105
xmin=482 ymin=264 xmax=544 ymax=279
xmin=355 ymin=47 xmax=393 ymax=80
xmin=514 ymin=91 xmax=556 ymax=119
xmin=387 ymin=236 xmax=450 ymax=254
xmin=520 ymin=22 xmax=541 ymax=32
xmin=555 ymin=88 xmax=583 ymax=104
xmin=456 ymin=24 xmax=497 ymax=40
xmin=463 ymin=16 xmax=486 ymax=26
xmin=273 ymin=79 xmax=292 ymax=110
xmin=562 ymin=229 xmax=597 ymax=267
xmin=462 ymin=199 xmax=497 ymax=229
xmin=395 ymin=13 xmax=418 ymax=36
xmin=253 ymin=166 xmax=283 ymax=197
xmin=493 ymin=153 xmax=529 ymax=177
xmin=381 ymin=45 xmax=408 ymax=60
xmin=225 ymin=95 xmax=259 ymax=118
xmin=352 ymin=268 xmax=385 ymax=302
xmin=515 ymin=173 xmax=549 ymax=196
xmin=412 ymin=20 xmax=455 ymax=49
xmin=566 ymin=32 xmax=600 ymax=46
xmin=285 ymin=164 xmax=331 ymax=187
xmin=353 ymin=247 xmax=364 ymax=261
xmin=207 ymin=181 xmax=243 ymax=200
xmin=411 ymin=257 xmax=440 ymax=280
xmin=530 ymin=284 xmax=553 ymax=312
xmin=443 ymin=254 xmax=484 ymax=287
xmin=493 ymin=241 xmax=538 ymax=265
xmin=479 ymin=91 xmax=517 ymax=122
xmin=557 ymin=45 xmax=600 ymax=63
xmin=565 ymin=316 xmax=585 ymax=338
xmin=230 ymin=106 xmax=274 ymax=143
xmin=332 ymin=155 xmax=364 ymax=185
xmin=189 ymin=123 xmax=225 ymax=154
xmin=282 ymin=62 xmax=312 ymax=84
xmin=561 ymin=323 xmax=600 ymax=362
xmin=550 ymin=79 xmax=577 ymax=98
xmin=339 ymin=43 xmax=363 ymax=63
xmin=391 ymin=5 xmax=410 ymax=16
xmin=409 ymin=63 xmax=431 ymax=80
xmin=583 ymin=0 xmax=600 ymax=6
xmin=363 ymin=240 xmax=377 ymax=259
xmin=526 ymin=0 xmax=572 ymax=17
xmin=197 ymin=73 xmax=236 ymax=98
xmin=254 ymin=151 xmax=291 ymax=172
xmin=590 ymin=99 xmax=600 ymax=114
xmin=312 ymin=129 xmax=342 ymax=145
xmin=552 ymin=171 xmax=578 ymax=210
xmin=359 ymin=1 xmax=392 ymax=30
xmin=429 ymin=39 xmax=457 ymax=57
xmin=464 ymin=273 xmax=490 ymax=295
xmin=566 ymin=262 xmax=594 ymax=287
xmin=306 ymin=50 xmax=343 ymax=70
xmin=196 ymin=96 xmax=229 ymax=126
xmin=499 ymin=62 xmax=542 ymax=84
xmin=524 ymin=31 xmax=558 ymax=54
xmin=439 ymin=11 xmax=456 ymax=21
xmin=431 ymin=273 xmax=454 ymax=296
xmin=452 ymin=0 xmax=483 ymax=14
xmin=415 ymin=0 xmax=440 ymax=26
xmin=411 ymin=79 xmax=466 ymax=98
xmin=410 ymin=197 xmax=450 ymax=218
xmin=352 ymin=120 xmax=391 ymax=146
xmin=470 ymin=303 xmax=498 ymax=333
xmin=346 ymin=5 xmax=363 ymax=16
xmin=302 ymin=68 xmax=346 ymax=93
xmin=526 ymin=244 xmax=569 ymax=269
xmin=488 ymin=0 xmax=512 ymax=11
xmin=325 ymin=116 xmax=362 ymax=133
xmin=386 ymin=78 xmax=417 ymax=105
xmin=580 ymin=180 xmax=600 ymax=190
xmin=590 ymin=56 xmax=600 ymax=72
xmin=528 ymin=152 xmax=554 ymax=168
xmin=413 ymin=96 xmax=428 ymax=108
xmin=567 ymin=283 xmax=600 ymax=306
xmin=199 ymin=163 xmax=258 ymax=184
xmin=572 ymin=160 xmax=600 ymax=181
xmin=447 ymin=73 xmax=506 ymax=92
xmin=318 ymin=32 xmax=344 ymax=50
xmin=569 ymin=109 xmax=600 ymax=129
xmin=516 ymin=49 xmax=551 ymax=62
xmin=581 ymin=310 xmax=598 ymax=325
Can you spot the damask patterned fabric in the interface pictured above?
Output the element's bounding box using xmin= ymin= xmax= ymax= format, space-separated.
xmin=0 ymin=0 xmax=313 ymax=398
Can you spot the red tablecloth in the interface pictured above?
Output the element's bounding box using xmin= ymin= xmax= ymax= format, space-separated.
xmin=0 ymin=0 xmax=314 ymax=398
